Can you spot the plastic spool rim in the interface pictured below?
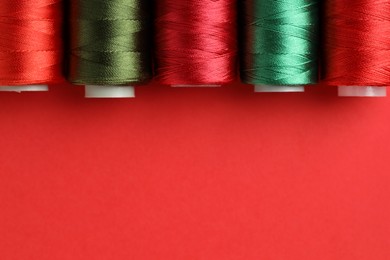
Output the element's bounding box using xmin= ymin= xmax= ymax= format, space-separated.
xmin=85 ymin=85 xmax=135 ymax=98
xmin=255 ymin=85 xmax=305 ymax=93
xmin=0 ymin=85 xmax=49 ymax=92
xmin=172 ymin=85 xmax=221 ymax=87
xmin=338 ymin=86 xmax=387 ymax=97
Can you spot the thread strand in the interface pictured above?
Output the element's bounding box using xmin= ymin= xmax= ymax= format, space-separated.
xmin=323 ymin=1 xmax=390 ymax=86
xmin=69 ymin=0 xmax=152 ymax=85
xmin=0 ymin=0 xmax=63 ymax=85
xmin=240 ymin=0 xmax=319 ymax=86
xmin=154 ymin=0 xmax=237 ymax=85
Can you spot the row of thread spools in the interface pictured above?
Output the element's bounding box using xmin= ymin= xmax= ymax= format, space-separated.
xmin=0 ymin=0 xmax=388 ymax=98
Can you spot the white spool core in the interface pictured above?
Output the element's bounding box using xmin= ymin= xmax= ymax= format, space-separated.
xmin=255 ymin=85 xmax=305 ymax=93
xmin=172 ymin=85 xmax=221 ymax=88
xmin=0 ymin=85 xmax=48 ymax=92
xmin=338 ymin=86 xmax=386 ymax=97
xmin=85 ymin=85 xmax=135 ymax=98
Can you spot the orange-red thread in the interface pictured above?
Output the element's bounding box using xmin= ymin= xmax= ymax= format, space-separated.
xmin=0 ymin=0 xmax=63 ymax=85
xmin=323 ymin=1 xmax=390 ymax=86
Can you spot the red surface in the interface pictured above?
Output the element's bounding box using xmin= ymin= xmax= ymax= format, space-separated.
xmin=0 ymin=82 xmax=389 ymax=260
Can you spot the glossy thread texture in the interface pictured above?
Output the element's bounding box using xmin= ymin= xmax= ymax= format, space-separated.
xmin=154 ymin=0 xmax=237 ymax=85
xmin=0 ymin=0 xmax=63 ymax=85
xmin=69 ymin=0 xmax=152 ymax=85
xmin=323 ymin=1 xmax=390 ymax=86
xmin=240 ymin=0 xmax=319 ymax=86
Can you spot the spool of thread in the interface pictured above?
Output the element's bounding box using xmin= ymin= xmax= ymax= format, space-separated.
xmin=240 ymin=0 xmax=319 ymax=93
xmin=323 ymin=1 xmax=390 ymax=97
xmin=0 ymin=0 xmax=63 ymax=92
xmin=154 ymin=0 xmax=237 ymax=87
xmin=68 ymin=0 xmax=152 ymax=98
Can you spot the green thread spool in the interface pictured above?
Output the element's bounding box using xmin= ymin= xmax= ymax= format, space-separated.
xmin=240 ymin=0 xmax=319 ymax=92
xmin=68 ymin=0 xmax=152 ymax=97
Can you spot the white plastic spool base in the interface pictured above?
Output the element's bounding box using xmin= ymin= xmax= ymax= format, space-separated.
xmin=338 ymin=86 xmax=387 ymax=97
xmin=0 ymin=85 xmax=48 ymax=93
xmin=172 ymin=85 xmax=221 ymax=88
xmin=85 ymin=85 xmax=135 ymax=98
xmin=255 ymin=85 xmax=305 ymax=93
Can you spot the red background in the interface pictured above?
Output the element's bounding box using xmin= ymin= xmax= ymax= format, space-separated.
xmin=0 ymin=82 xmax=389 ymax=260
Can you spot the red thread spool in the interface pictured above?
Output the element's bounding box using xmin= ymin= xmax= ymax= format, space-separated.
xmin=323 ymin=1 xmax=390 ymax=97
xmin=0 ymin=0 xmax=63 ymax=86
xmin=154 ymin=0 xmax=237 ymax=86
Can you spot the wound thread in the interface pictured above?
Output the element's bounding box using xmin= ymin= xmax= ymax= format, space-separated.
xmin=0 ymin=0 xmax=64 ymax=85
xmin=240 ymin=0 xmax=320 ymax=86
xmin=154 ymin=0 xmax=238 ymax=86
xmin=322 ymin=1 xmax=390 ymax=86
xmin=69 ymin=0 xmax=152 ymax=85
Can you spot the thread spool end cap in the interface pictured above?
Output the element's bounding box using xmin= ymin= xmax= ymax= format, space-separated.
xmin=85 ymin=85 xmax=135 ymax=98
xmin=338 ymin=86 xmax=387 ymax=97
xmin=172 ymin=85 xmax=221 ymax=88
xmin=255 ymin=85 xmax=305 ymax=93
xmin=0 ymin=85 xmax=48 ymax=93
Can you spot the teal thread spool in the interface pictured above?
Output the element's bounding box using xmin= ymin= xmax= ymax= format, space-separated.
xmin=240 ymin=0 xmax=320 ymax=92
